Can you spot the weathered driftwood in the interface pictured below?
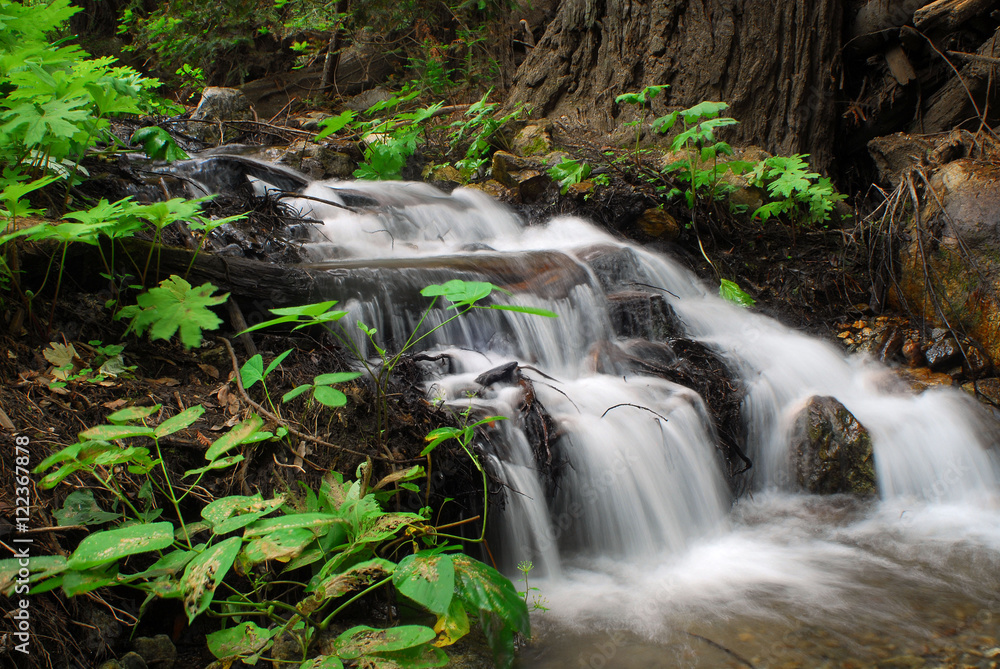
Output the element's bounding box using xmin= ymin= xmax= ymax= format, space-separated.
xmin=911 ymin=25 xmax=1000 ymax=133
xmin=913 ymin=0 xmax=998 ymax=32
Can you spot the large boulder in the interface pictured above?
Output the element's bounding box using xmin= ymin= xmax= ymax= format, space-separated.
xmin=893 ymin=158 xmax=1000 ymax=366
xmin=791 ymin=396 xmax=876 ymax=495
xmin=186 ymin=87 xmax=254 ymax=146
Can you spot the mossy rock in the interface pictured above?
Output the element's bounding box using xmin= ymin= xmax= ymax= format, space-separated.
xmin=791 ymin=395 xmax=876 ymax=495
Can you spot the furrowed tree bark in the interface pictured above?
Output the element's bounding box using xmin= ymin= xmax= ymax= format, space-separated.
xmin=506 ymin=0 xmax=844 ymax=172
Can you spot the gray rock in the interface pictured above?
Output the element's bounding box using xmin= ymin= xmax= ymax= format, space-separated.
xmin=132 ymin=634 xmax=177 ymax=669
xmin=924 ymin=336 xmax=961 ymax=371
xmin=791 ymin=396 xmax=876 ymax=495
xmin=490 ymin=150 xmax=551 ymax=202
xmin=264 ymin=140 xmax=355 ymax=180
xmin=187 ymin=87 xmax=255 ymax=146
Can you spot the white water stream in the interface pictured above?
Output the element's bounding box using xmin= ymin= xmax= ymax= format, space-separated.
xmin=289 ymin=181 xmax=1000 ymax=667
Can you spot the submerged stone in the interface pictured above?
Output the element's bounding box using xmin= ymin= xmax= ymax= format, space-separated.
xmin=791 ymin=396 xmax=876 ymax=495
xmin=606 ymin=290 xmax=682 ymax=340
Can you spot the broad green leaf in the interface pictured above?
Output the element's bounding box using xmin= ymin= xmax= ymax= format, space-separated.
xmin=269 ymin=301 xmax=340 ymax=317
xmin=52 ymin=490 xmax=121 ymax=526
xmin=244 ymin=512 xmax=342 ymax=538
xmin=202 ymin=494 xmax=285 ymax=525
xmin=333 ymin=625 xmax=437 ymax=660
xmin=154 ymin=405 xmax=205 ymax=438
xmin=452 ymin=554 xmax=529 ymax=667
xmin=420 ymin=280 xmax=496 ymax=308
xmin=393 ymin=553 xmax=455 ymax=615
xmin=421 ymin=427 xmax=462 ymax=456
xmin=241 ymin=527 xmax=319 ymax=565
xmin=433 ymin=598 xmax=471 ymax=647
xmin=240 ymin=354 xmax=264 ymax=389
xmin=62 ymin=564 xmax=118 ymax=596
xmin=299 ymin=559 xmax=395 ymax=615
xmin=205 ymin=414 xmax=264 ymax=461
xmin=206 ymin=621 xmax=277 ymax=660
xmin=313 ymin=385 xmax=348 ymax=407
xmin=125 ymin=549 xmax=194 ymax=581
xmin=313 ymin=372 xmax=362 ymax=385
xmin=0 ymin=556 xmax=68 ymax=595
xmin=107 ymin=404 xmax=161 ymax=424
xmin=719 ymin=279 xmax=756 ymax=308
xmin=79 ymin=424 xmax=154 ymax=440
xmin=68 ymin=522 xmax=175 ymax=569
xmin=182 ymin=536 xmax=242 ymax=622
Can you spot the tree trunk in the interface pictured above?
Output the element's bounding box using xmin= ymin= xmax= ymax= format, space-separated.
xmin=507 ymin=0 xmax=844 ymax=171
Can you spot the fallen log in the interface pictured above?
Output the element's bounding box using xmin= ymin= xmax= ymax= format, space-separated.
xmin=911 ymin=25 xmax=1000 ymax=133
xmin=914 ymin=0 xmax=998 ymax=32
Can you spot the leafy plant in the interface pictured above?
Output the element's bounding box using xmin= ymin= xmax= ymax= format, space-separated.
xmin=547 ymin=158 xmax=592 ymax=195
xmin=117 ymin=275 xmax=229 ymax=349
xmin=242 ymin=279 xmax=556 ymax=455
xmin=748 ymin=154 xmax=847 ymax=227
xmin=131 ymin=126 xmax=189 ymax=162
xmin=615 ymin=84 xmax=669 ymax=158
xmin=447 ymin=91 xmax=524 ymax=178
xmin=5 ymin=403 xmax=530 ymax=668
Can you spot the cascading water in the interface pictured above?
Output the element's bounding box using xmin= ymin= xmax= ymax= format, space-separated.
xmin=284 ymin=179 xmax=1000 ymax=667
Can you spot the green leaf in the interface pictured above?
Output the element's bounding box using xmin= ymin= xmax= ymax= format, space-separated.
xmin=126 ymin=549 xmax=194 ymax=581
xmin=182 ymin=536 xmax=242 ymax=622
xmin=393 ymin=552 xmax=455 ymax=615
xmin=52 ymin=490 xmax=121 ymax=527
xmin=487 ymin=304 xmax=558 ymax=318
xmin=315 ymin=110 xmax=356 ymax=140
xmin=106 ymin=404 xmax=161 ymax=424
xmin=202 ymin=494 xmax=285 ymax=526
xmin=62 ymin=564 xmax=119 ymax=596
xmin=241 ymin=527 xmax=319 ymax=565
xmin=299 ymin=559 xmax=395 ymax=615
xmin=154 ymin=405 xmax=204 ymax=438
xmin=420 ymin=280 xmax=497 ymax=308
xmin=282 ymin=384 xmax=311 ymax=403
xmin=264 ymin=349 xmax=293 ymax=379
xmin=68 ymin=522 xmax=175 ymax=569
xmin=452 ymin=554 xmax=530 ymax=667
xmin=183 ymin=455 xmax=244 ymax=477
xmin=719 ymin=279 xmax=756 ymax=308
xmin=123 ymin=275 xmax=228 ymax=349
xmin=333 ymin=625 xmax=437 ymax=660
xmin=244 ymin=512 xmax=343 ymax=537
xmin=0 ymin=556 xmax=68 ymax=596
xmin=240 ymin=354 xmax=264 ymax=389
xmin=313 ymin=385 xmax=348 ymax=407
xmin=131 ymin=126 xmax=189 ymax=161
xmin=79 ymin=424 xmax=155 ymax=440
xmin=300 ymin=657 xmax=344 ymax=669
xmin=205 ymin=414 xmax=264 ymax=461
xmin=313 ymin=372 xmax=363 ymax=386
xmin=206 ymin=621 xmax=277 ymax=660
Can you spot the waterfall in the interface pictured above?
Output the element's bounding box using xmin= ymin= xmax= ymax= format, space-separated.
xmin=285 ymin=180 xmax=1000 ymax=666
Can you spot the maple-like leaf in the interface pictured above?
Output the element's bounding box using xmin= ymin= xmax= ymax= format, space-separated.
xmin=124 ymin=275 xmax=229 ymax=350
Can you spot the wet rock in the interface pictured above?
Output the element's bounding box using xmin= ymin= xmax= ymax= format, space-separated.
xmin=464 ymin=179 xmax=514 ymax=200
xmin=876 ymin=326 xmax=903 ymax=362
xmin=903 ymin=339 xmax=925 ymax=367
xmin=575 ymin=244 xmax=644 ymax=292
xmin=606 ymin=291 xmax=682 ymax=341
xmin=512 ymin=120 xmax=554 ymax=156
xmin=97 ymin=662 xmax=122 ymax=669
xmin=490 ymin=151 xmax=551 ymax=202
xmin=965 ymin=377 xmax=1000 ymax=407
xmin=895 ymin=159 xmax=1000 ymax=364
xmin=637 ymin=207 xmax=680 ymax=241
xmin=83 ymin=606 xmax=122 ymax=655
xmin=261 ymin=140 xmax=354 ymax=180
xmin=924 ymin=335 xmax=961 ymax=371
xmin=132 ymin=635 xmax=177 ymax=669
xmin=187 ymin=87 xmax=254 ymax=145
xmin=423 ymin=164 xmax=465 ymax=188
xmin=962 ymin=341 xmax=992 ymax=378
xmin=791 ymin=396 xmax=876 ymax=496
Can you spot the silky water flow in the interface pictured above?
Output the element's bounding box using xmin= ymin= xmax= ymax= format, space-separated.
xmin=285 ymin=180 xmax=1000 ymax=668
